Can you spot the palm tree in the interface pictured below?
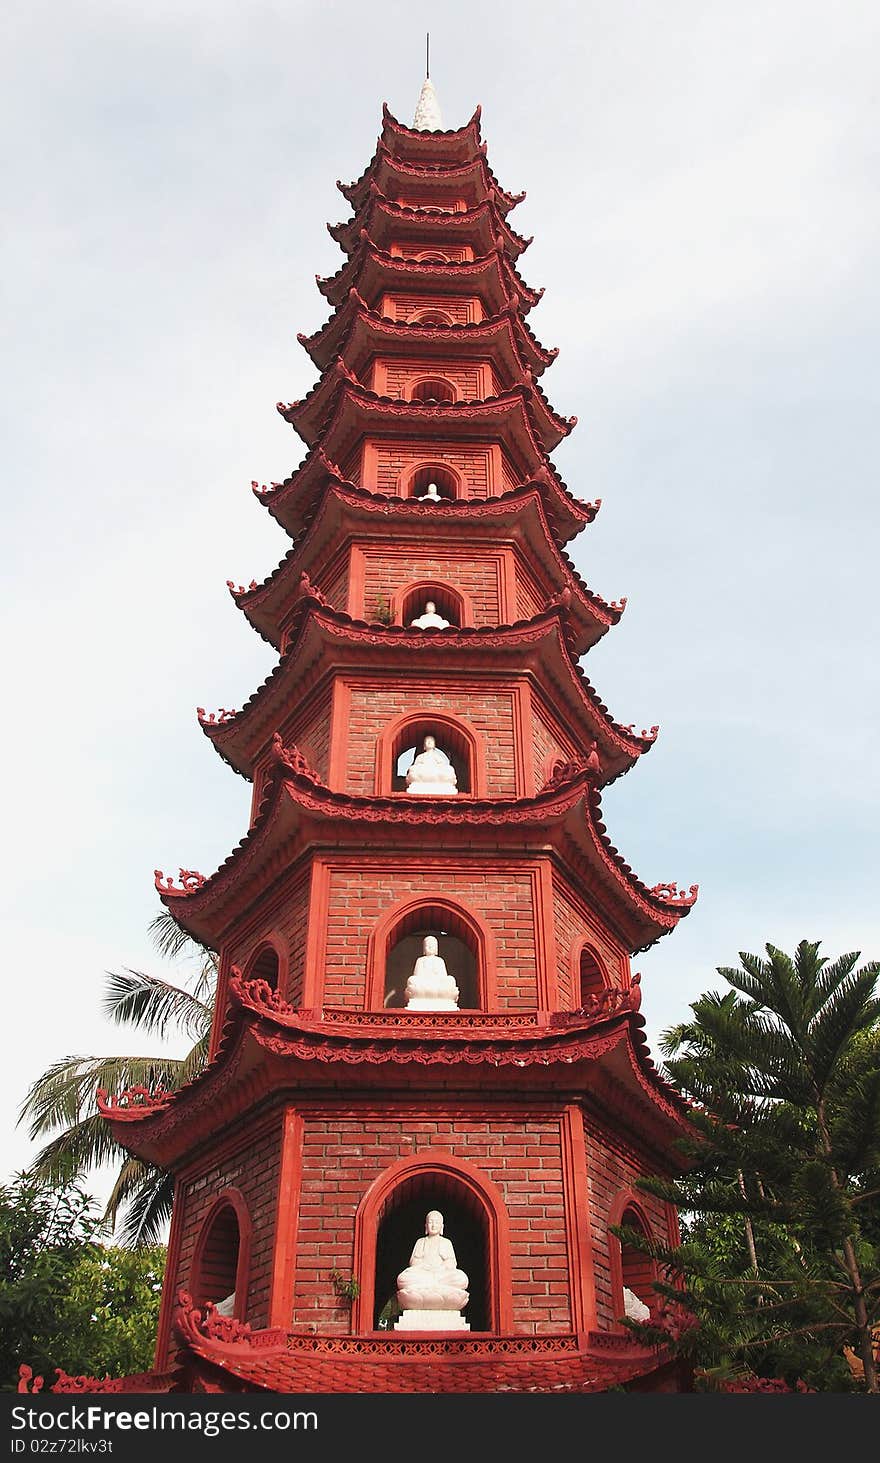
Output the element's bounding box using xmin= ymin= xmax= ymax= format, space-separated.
xmin=18 ymin=912 xmax=216 ymax=1247
xmin=644 ymin=940 xmax=880 ymax=1392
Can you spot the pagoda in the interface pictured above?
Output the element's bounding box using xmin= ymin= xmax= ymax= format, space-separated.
xmin=93 ymin=80 xmax=698 ymax=1394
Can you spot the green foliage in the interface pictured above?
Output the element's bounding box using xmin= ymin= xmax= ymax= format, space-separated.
xmin=18 ymin=909 xmax=215 ymax=1245
xmin=330 ymin=1269 xmax=360 ymax=1304
xmin=635 ymin=940 xmax=880 ymax=1393
xmin=0 ymin=1173 xmax=165 ymax=1391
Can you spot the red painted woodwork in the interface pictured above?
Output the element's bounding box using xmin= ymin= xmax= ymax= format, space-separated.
xmin=99 ymin=96 xmax=699 ymax=1394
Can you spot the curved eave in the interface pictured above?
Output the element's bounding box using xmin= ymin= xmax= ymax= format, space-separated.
xmin=257 ymin=454 xmax=597 ymax=547
xmin=279 ymin=377 xmax=569 ymax=458
xmin=300 ymin=294 xmax=556 ymax=378
xmin=317 ymin=237 xmax=542 ymax=314
xmin=200 ymin=604 xmax=653 ymax=781
xmin=233 ymin=481 xmax=619 ymax=655
xmin=381 ymin=102 xmax=484 ymax=164
xmin=153 ymin=766 xmax=663 ymax=943
xmin=338 ymin=147 xmax=524 ymax=216
xmin=328 ymin=193 xmax=530 ymax=262
xmin=175 ymin=1336 xmax=680 ymax=1397
xmin=100 ymin=992 xmax=693 ymax=1170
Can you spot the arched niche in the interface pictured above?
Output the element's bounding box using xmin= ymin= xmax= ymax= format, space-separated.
xmin=578 ymin=944 xmax=611 ymax=1007
xmin=375 ymin=711 xmax=485 ymax=797
xmin=352 ymin=1151 xmax=513 ymax=1335
xmin=366 ymin=896 xmax=495 ymax=1011
xmin=410 ymin=307 xmax=453 ymax=325
xmin=401 ymin=461 xmax=460 ymax=501
xmin=394 ymin=580 xmax=471 ymax=629
xmin=408 ymin=376 xmax=457 ymax=404
xmin=190 ymin=1189 xmax=252 ymax=1321
xmin=245 ymin=938 xmax=284 ymax=993
xmin=414 ymin=251 xmax=450 ymax=264
xmin=608 ymin=1191 xmax=658 ymax=1327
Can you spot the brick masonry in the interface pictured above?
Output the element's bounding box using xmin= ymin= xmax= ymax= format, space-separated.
xmin=584 ymin=1120 xmax=672 ymax=1329
xmin=173 ymin=1117 xmax=283 ymax=1332
xmin=322 ymin=857 xmax=539 ymax=1010
xmin=293 ymin=1110 xmax=572 ymax=1335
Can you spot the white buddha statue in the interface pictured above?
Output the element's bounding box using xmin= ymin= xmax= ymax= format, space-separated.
xmin=623 ymin=1286 xmax=651 ymax=1323
xmin=405 ymin=734 xmax=458 ymax=795
xmin=404 ymin=935 xmax=460 ymax=1011
xmin=395 ymin=1210 xmax=470 ymax=1331
xmin=417 ymin=481 xmax=443 ymax=502
xmin=410 ymin=599 xmax=451 ymax=630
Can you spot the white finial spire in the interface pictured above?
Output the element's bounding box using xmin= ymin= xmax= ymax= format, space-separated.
xmin=413 ymin=77 xmax=443 ymax=131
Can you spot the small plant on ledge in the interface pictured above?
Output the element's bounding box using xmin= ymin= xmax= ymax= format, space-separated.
xmin=330 ymin=1269 xmax=360 ymax=1305
xmin=373 ymin=595 xmax=393 ymax=625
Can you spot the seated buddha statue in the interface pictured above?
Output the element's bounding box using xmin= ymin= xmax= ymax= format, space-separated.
xmin=409 ymin=600 xmax=451 ymax=629
xmin=417 ymin=482 xmax=443 ymax=502
xmin=404 ymin=935 xmax=460 ymax=1011
xmin=405 ymin=735 xmax=458 ymax=795
xmin=394 ymin=1210 xmax=470 ymax=1330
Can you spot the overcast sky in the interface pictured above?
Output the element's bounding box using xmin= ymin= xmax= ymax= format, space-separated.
xmin=2 ymin=0 xmax=879 ymax=1206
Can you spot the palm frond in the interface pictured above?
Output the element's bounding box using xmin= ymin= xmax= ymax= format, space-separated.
xmin=148 ymin=906 xmax=213 ymax=962
xmin=18 ymin=1054 xmax=193 ymax=1139
xmin=104 ymin=1155 xmax=162 ymax=1230
xmin=102 ymin=968 xmax=212 ymax=1042
xmin=27 ymin=1114 xmax=131 ymax=1185
xmin=116 ymin=1168 xmax=175 ymax=1247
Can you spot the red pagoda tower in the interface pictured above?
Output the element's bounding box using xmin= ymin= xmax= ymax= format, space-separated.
xmin=97 ymin=81 xmax=698 ymax=1394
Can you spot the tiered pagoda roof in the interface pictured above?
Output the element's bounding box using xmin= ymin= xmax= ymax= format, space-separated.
xmin=85 ymin=86 xmax=700 ymax=1400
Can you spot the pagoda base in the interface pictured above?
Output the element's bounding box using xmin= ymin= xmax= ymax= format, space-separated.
xmin=394 ymin=1310 xmax=470 ymax=1331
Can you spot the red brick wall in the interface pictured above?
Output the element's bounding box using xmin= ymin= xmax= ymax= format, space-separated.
xmin=388 ymin=293 xmax=475 ymax=325
xmin=317 ymin=552 xmax=349 ymax=612
xmin=280 ymin=686 xmax=332 ymax=784
xmin=391 ymin=243 xmax=472 ymax=263
xmin=515 ymin=559 xmax=547 ymax=620
xmin=394 ymin=192 xmax=465 ymax=213
xmin=360 ymin=547 xmax=502 ymax=625
xmin=173 ymin=1119 xmax=283 ymax=1331
xmin=499 ymin=454 xmax=520 ymax=490
xmin=551 ymin=878 xmax=628 ymax=1010
xmin=371 ymin=441 xmax=493 ymax=497
xmin=294 ymin=1111 xmax=571 ymax=1335
xmin=530 ymin=700 xmax=578 ymax=786
xmin=222 ymin=866 xmax=312 ymax=1009
xmin=322 ymin=859 xmax=538 ymax=1010
xmin=250 ymin=686 xmax=332 ymax=822
xmin=378 ymin=360 xmax=491 ymax=401
xmin=583 ymin=1122 xmax=670 ymax=1329
xmin=342 ymin=680 xmax=518 ymax=796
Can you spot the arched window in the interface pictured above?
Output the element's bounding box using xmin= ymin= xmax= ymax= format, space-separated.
xmin=352 ymin=1151 xmax=514 ymax=1335
xmin=402 ymin=463 xmax=459 ymax=500
xmin=376 ymin=712 xmax=483 ymax=797
xmin=609 ymin=1195 xmax=657 ymax=1327
xmin=373 ymin=1180 xmax=489 ymax=1330
xmin=398 ymin=581 xmax=465 ymax=629
xmin=247 ymin=943 xmax=280 ymax=992
xmin=382 ymin=901 xmax=476 ymax=1006
xmin=191 ymin=1192 xmax=251 ymax=1321
xmin=409 ymin=308 xmax=453 ymax=326
xmin=619 ymin=1206 xmax=657 ymax=1315
xmin=415 ymin=251 xmax=449 ymax=264
xmin=391 ymin=719 xmax=471 ymax=796
xmin=368 ymin=895 xmax=491 ymax=1012
xmin=579 ymin=946 xmax=609 ymax=1006
xmin=409 ymin=376 xmax=457 ymax=404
